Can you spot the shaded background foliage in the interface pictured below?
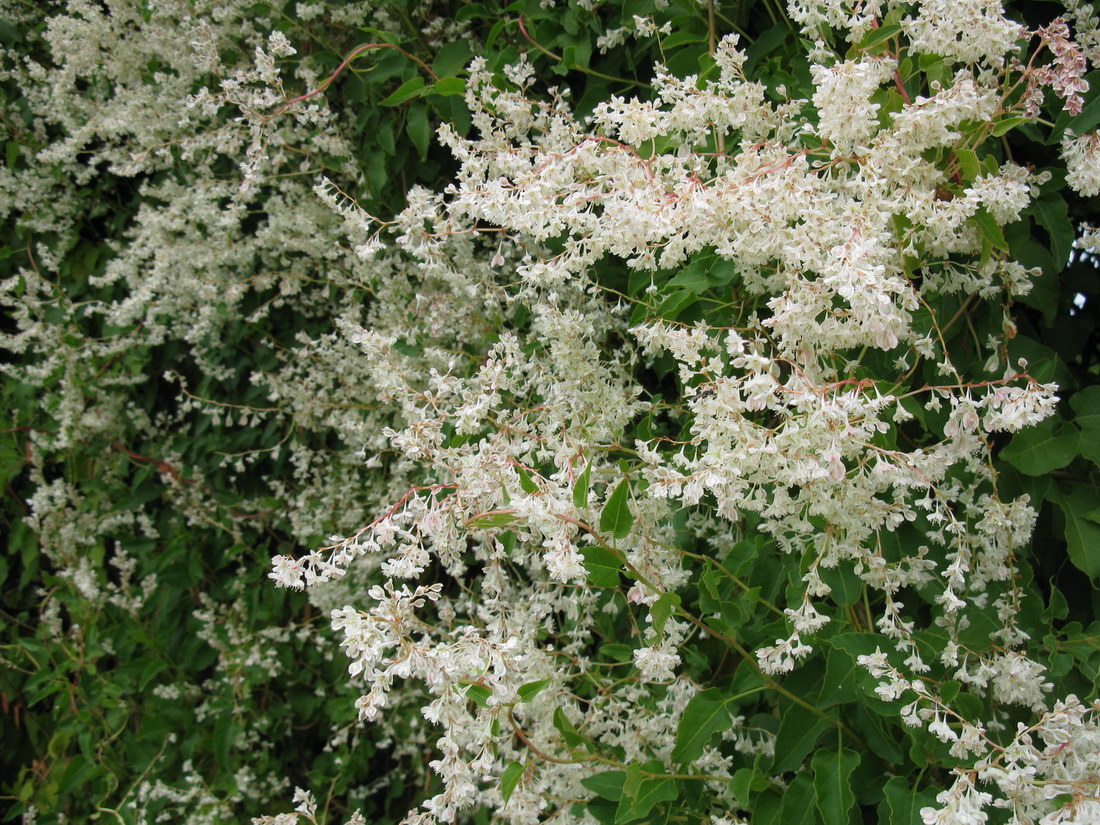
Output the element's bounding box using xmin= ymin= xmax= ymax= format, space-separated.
xmin=1 ymin=1 xmax=1098 ymax=824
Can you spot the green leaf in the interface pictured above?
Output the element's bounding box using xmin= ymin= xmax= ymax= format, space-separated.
xmin=819 ymin=564 xmax=862 ymax=606
xmin=880 ymin=776 xmax=939 ymax=825
xmin=650 ymin=592 xmax=681 ymax=637
xmin=600 ymin=479 xmax=634 ymax=539
xmin=779 ymin=772 xmax=818 ymax=825
xmin=213 ymin=714 xmax=236 ymax=768
xmin=573 ymin=461 xmax=591 ymax=508
xmin=939 ymin=680 xmax=962 ymax=704
xmin=952 ymin=691 xmax=984 ymax=722
xmin=581 ymin=770 xmax=626 ymax=801
xmin=730 ymin=767 xmax=755 ymax=805
xmin=615 ymin=763 xmax=679 ymax=823
xmin=467 ymin=510 xmax=519 ymax=529
xmin=139 ymin=658 xmax=167 ymax=690
xmin=991 ymin=116 xmax=1031 ymax=137
xmin=616 ymin=778 xmax=677 ymax=822
xmin=501 ymin=761 xmax=524 ymax=802
xmin=709 ymin=257 xmax=737 ymax=285
xmin=485 ymin=17 xmax=510 ymax=51
xmin=1052 ymin=792 xmax=1078 ymax=809
xmin=465 ymin=683 xmax=491 ymax=707
xmin=432 ymin=41 xmax=473 ymax=77
xmin=57 ymin=755 xmax=98 ymax=796
xmin=672 ymin=687 xmax=731 ymax=763
xmin=954 ymin=148 xmax=979 ymax=183
xmin=818 ymin=648 xmax=858 ymax=709
xmin=1055 ymin=483 xmax=1100 ymax=578
xmin=553 ymin=706 xmax=592 ymax=750
xmin=586 ymin=796 xmax=617 ymax=824
xmin=1030 ymin=195 xmax=1073 ymax=269
xmin=858 ymin=23 xmax=902 ymax=53
xmin=970 ymin=206 xmax=1008 ymax=251
xmin=517 ymin=678 xmax=552 ymax=702
xmin=730 ymin=770 xmax=774 ymax=809
xmin=26 ymin=679 xmax=63 ymax=707
xmin=851 ymin=704 xmax=905 ymax=763
xmin=517 ymin=465 xmax=540 ymax=493
xmin=829 ymin=632 xmax=890 ymax=661
xmin=562 ymin=40 xmax=593 ymax=72
xmin=380 ymin=76 xmax=426 ymax=106
xmin=662 ymin=30 xmax=707 ymax=50
xmin=667 ymin=258 xmax=713 ymax=293
xmin=655 ymin=288 xmax=698 ymax=321
xmin=424 ymin=76 xmax=466 ymax=97
xmin=1070 ymin=386 xmax=1100 ymax=464
xmin=999 ymin=419 xmax=1079 ymax=475
xmin=717 ymin=586 xmax=760 ymax=630
xmin=357 ymin=26 xmax=402 ymax=45
xmin=1070 ymin=385 xmax=1100 ymax=425
xmin=599 ymin=643 xmax=634 ymax=661
xmin=406 ymin=103 xmax=431 ymax=160
xmin=581 ymin=546 xmax=621 ymax=587
xmin=1006 ymin=220 xmax=1059 ymax=319
xmin=917 ymin=52 xmax=947 ymax=88
xmin=697 ymin=568 xmax=729 ymax=613
xmin=811 ymin=748 xmax=861 ymax=824
xmin=752 ymin=791 xmax=784 ymax=825
xmin=772 ymin=704 xmax=830 ymax=773
xmin=455 ymin=2 xmax=487 ymax=21
xmin=744 ymin=23 xmax=790 ymax=75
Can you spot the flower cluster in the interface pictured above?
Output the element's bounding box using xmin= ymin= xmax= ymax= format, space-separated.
xmin=261 ymin=5 xmax=1099 ymax=822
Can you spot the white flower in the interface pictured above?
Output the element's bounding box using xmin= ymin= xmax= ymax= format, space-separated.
xmin=1062 ymin=132 xmax=1100 ymax=197
xmin=544 ymin=535 xmax=586 ymax=583
xmin=634 ymin=644 xmax=681 ymax=682
xmin=904 ymin=0 xmax=1025 ymax=65
xmin=810 ymin=58 xmax=896 ymax=152
xmin=920 ymin=772 xmax=993 ymax=825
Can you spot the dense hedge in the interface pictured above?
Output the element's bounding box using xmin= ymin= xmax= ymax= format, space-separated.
xmin=2 ymin=1 xmax=1099 ymax=824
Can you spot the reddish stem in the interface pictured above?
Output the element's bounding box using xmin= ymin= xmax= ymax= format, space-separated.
xmin=894 ymin=67 xmax=913 ymax=105
xmin=267 ymin=42 xmax=439 ymax=120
